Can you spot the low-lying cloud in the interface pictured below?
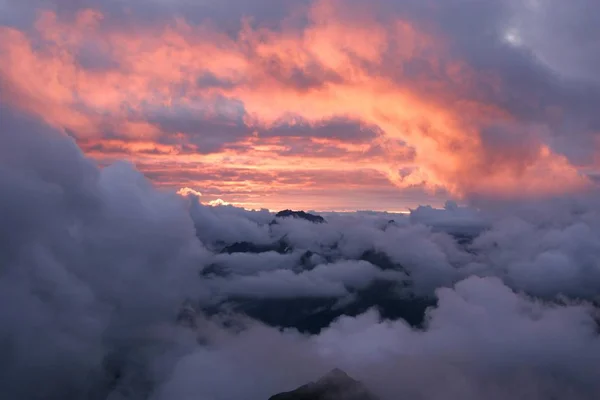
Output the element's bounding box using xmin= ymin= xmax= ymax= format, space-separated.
xmin=1 ymin=104 xmax=600 ymax=399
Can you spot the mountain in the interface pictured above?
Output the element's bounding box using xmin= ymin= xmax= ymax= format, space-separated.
xmin=274 ymin=210 xmax=326 ymax=224
xmin=268 ymin=369 xmax=378 ymax=400
xmin=220 ymin=239 xmax=292 ymax=254
xmin=225 ymin=280 xmax=434 ymax=335
xmin=203 ymin=239 xmax=434 ymax=334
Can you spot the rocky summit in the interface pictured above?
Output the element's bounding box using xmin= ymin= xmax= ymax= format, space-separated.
xmin=268 ymin=369 xmax=378 ymax=400
xmin=275 ymin=209 xmax=326 ymax=224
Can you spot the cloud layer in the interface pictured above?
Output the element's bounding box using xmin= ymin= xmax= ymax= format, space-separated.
xmin=2 ymin=105 xmax=600 ymax=399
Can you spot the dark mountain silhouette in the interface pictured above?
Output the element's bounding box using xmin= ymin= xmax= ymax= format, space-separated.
xmin=298 ymin=250 xmax=317 ymax=270
xmin=359 ymin=250 xmax=399 ymax=272
xmin=274 ymin=210 xmax=326 ymax=224
xmin=268 ymin=368 xmax=378 ymax=400
xmin=212 ymin=280 xmax=435 ymax=334
xmin=220 ymin=239 xmax=292 ymax=254
xmin=202 ymin=238 xmax=435 ymax=333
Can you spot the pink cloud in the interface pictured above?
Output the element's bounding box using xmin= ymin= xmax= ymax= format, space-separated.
xmin=0 ymin=0 xmax=592 ymax=210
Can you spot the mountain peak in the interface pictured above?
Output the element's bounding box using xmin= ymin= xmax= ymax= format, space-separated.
xmin=317 ymin=368 xmax=353 ymax=385
xmin=275 ymin=210 xmax=326 ymax=224
xmin=268 ymin=368 xmax=378 ymax=400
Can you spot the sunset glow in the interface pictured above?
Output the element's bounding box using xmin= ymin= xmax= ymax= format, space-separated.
xmin=1 ymin=0 xmax=596 ymax=210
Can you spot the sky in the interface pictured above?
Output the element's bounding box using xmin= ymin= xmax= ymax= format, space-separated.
xmin=1 ymin=0 xmax=600 ymax=210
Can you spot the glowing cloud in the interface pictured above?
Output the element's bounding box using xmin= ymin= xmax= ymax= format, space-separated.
xmin=0 ymin=0 xmax=595 ymax=210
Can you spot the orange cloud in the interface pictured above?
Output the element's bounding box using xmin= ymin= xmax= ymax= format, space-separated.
xmin=0 ymin=0 xmax=590 ymax=210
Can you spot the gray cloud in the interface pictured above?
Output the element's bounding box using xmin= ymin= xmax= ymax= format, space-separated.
xmin=258 ymin=116 xmax=382 ymax=143
xmin=209 ymin=260 xmax=405 ymax=299
xmin=126 ymin=100 xmax=382 ymax=154
xmin=154 ymin=277 xmax=600 ymax=400
xmin=0 ymin=105 xmax=208 ymax=399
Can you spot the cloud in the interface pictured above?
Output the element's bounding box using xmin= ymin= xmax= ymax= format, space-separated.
xmin=1 ymin=0 xmax=597 ymax=209
xmin=0 ymin=106 xmax=210 ymax=399
xmin=507 ymin=0 xmax=600 ymax=84
xmin=2 ymin=100 xmax=600 ymax=399
xmin=154 ymin=277 xmax=600 ymax=400
xmin=313 ymin=276 xmax=600 ymax=399
xmin=177 ymin=187 xmax=203 ymax=197
xmin=188 ymin=197 xmax=272 ymax=246
xmin=410 ymin=200 xmax=488 ymax=235
xmin=209 ymin=260 xmax=405 ymax=299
